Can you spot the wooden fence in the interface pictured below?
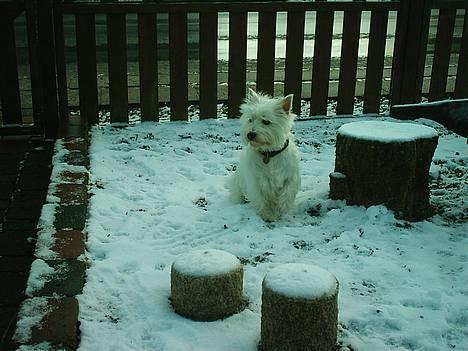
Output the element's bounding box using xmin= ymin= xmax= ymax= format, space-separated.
xmin=1 ymin=0 xmax=468 ymax=136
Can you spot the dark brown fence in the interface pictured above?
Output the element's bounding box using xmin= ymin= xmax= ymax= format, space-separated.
xmin=1 ymin=0 xmax=468 ymax=135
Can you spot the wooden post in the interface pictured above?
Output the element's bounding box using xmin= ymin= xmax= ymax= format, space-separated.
xmin=310 ymin=10 xmax=334 ymax=116
xmin=107 ymin=13 xmax=128 ymax=124
xmin=169 ymin=11 xmax=188 ymax=121
xmin=54 ymin=4 xmax=69 ymax=123
xmin=37 ymin=0 xmax=60 ymax=138
xmin=454 ymin=9 xmax=468 ymax=99
xmin=284 ymin=10 xmax=305 ymax=115
xmin=228 ymin=11 xmax=247 ymax=118
xmin=257 ymin=11 xmax=276 ymax=96
xmin=138 ymin=13 xmax=158 ymax=122
xmin=25 ymin=0 xmax=43 ymax=131
xmin=199 ymin=11 xmax=218 ymax=119
xmin=391 ymin=0 xmax=431 ymax=105
xmin=0 ymin=15 xmax=22 ymax=125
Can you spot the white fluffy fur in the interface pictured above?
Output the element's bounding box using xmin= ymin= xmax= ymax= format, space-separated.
xmin=228 ymin=89 xmax=301 ymax=221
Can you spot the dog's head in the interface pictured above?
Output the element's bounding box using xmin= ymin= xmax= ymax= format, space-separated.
xmin=239 ymin=89 xmax=295 ymax=151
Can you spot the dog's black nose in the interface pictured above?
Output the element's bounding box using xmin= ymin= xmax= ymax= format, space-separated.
xmin=247 ymin=132 xmax=256 ymax=141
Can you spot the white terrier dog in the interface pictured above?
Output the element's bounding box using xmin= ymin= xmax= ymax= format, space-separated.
xmin=228 ymin=89 xmax=301 ymax=221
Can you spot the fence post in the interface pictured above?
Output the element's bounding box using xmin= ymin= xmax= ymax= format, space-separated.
xmin=37 ymin=0 xmax=60 ymax=138
xmin=54 ymin=1 xmax=69 ymax=123
xmin=390 ymin=0 xmax=431 ymax=105
xmin=0 ymin=11 xmax=22 ymax=125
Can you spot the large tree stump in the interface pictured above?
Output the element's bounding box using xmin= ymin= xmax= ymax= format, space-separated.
xmin=330 ymin=121 xmax=439 ymax=221
xmin=171 ymin=249 xmax=244 ymax=321
xmin=260 ymin=263 xmax=339 ymax=351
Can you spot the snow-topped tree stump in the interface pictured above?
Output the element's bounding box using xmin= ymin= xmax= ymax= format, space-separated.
xmin=171 ymin=249 xmax=244 ymax=321
xmin=330 ymin=121 xmax=439 ymax=221
xmin=260 ymin=264 xmax=339 ymax=351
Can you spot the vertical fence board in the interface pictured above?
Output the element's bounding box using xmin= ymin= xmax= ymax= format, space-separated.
xmin=199 ymin=12 xmax=218 ymax=119
xmin=228 ymin=11 xmax=247 ymax=117
xmin=310 ymin=11 xmax=334 ymax=116
xmin=389 ymin=0 xmax=409 ymax=106
xmin=37 ymin=0 xmax=59 ymax=137
xmin=54 ymin=10 xmax=68 ymax=122
xmin=76 ymin=14 xmax=98 ymax=125
xmin=25 ymin=0 xmax=42 ymax=130
xmin=429 ymin=9 xmax=456 ymax=101
xmin=337 ymin=10 xmax=362 ymax=115
xmin=284 ymin=10 xmax=305 ymax=115
xmin=138 ymin=13 xmax=158 ymax=121
xmin=257 ymin=11 xmax=276 ymax=95
xmin=455 ymin=10 xmax=468 ymax=98
xmin=0 ymin=18 xmax=22 ymax=125
xmin=391 ymin=0 xmax=430 ymax=105
xmin=363 ymin=10 xmax=388 ymax=113
xmin=107 ymin=13 xmax=128 ymax=123
xmin=169 ymin=12 xmax=188 ymax=121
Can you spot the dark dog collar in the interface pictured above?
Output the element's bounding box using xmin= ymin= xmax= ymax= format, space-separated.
xmin=259 ymin=139 xmax=290 ymax=164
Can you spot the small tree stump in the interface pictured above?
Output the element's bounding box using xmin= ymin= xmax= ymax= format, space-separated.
xmin=330 ymin=121 xmax=439 ymax=221
xmin=171 ymin=249 xmax=244 ymax=321
xmin=260 ymin=263 xmax=339 ymax=351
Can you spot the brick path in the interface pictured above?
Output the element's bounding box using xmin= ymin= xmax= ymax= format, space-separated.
xmin=0 ymin=128 xmax=89 ymax=350
xmin=0 ymin=138 xmax=54 ymax=351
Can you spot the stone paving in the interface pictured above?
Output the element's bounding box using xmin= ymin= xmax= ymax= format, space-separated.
xmin=0 ymin=132 xmax=89 ymax=350
xmin=0 ymin=138 xmax=54 ymax=350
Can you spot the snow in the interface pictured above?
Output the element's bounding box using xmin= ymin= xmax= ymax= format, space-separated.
xmin=391 ymin=98 xmax=468 ymax=109
xmin=14 ymin=297 xmax=54 ymax=343
xmin=338 ymin=120 xmax=438 ymax=142
xmin=330 ymin=171 xmax=346 ymax=179
xmin=79 ymin=116 xmax=467 ymax=351
xmin=17 ymin=343 xmax=57 ymax=351
xmin=263 ymin=263 xmax=337 ymax=299
xmin=172 ymin=249 xmax=242 ymax=277
xmin=25 ymin=259 xmax=56 ymax=296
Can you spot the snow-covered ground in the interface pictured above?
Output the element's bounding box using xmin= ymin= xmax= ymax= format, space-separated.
xmin=79 ymin=116 xmax=467 ymax=351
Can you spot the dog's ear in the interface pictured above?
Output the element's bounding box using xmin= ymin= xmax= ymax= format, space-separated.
xmin=246 ymin=88 xmax=259 ymax=102
xmin=282 ymin=94 xmax=294 ymax=113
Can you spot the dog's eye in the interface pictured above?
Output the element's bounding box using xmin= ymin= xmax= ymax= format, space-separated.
xmin=262 ymin=119 xmax=271 ymax=125
xmin=248 ymin=118 xmax=253 ymax=123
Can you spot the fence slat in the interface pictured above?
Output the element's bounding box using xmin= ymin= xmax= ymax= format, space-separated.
xmin=336 ymin=10 xmax=362 ymax=115
xmin=228 ymin=11 xmax=247 ymax=117
xmin=429 ymin=9 xmax=456 ymax=101
xmin=284 ymin=10 xmax=305 ymax=115
xmin=25 ymin=0 xmax=42 ymax=129
xmin=76 ymin=13 xmax=99 ymax=125
xmin=455 ymin=9 xmax=468 ymax=98
xmin=0 ymin=18 xmax=22 ymax=125
xmin=391 ymin=0 xmax=431 ymax=105
xmin=107 ymin=13 xmax=128 ymax=123
xmin=55 ymin=10 xmax=68 ymax=122
xmin=38 ymin=0 xmax=60 ymax=137
xmin=199 ymin=12 xmax=218 ymax=119
xmin=257 ymin=11 xmax=276 ymax=95
xmin=310 ymin=10 xmax=334 ymax=116
xmin=363 ymin=10 xmax=389 ymax=114
xmin=169 ymin=12 xmax=188 ymax=121
xmin=138 ymin=13 xmax=158 ymax=121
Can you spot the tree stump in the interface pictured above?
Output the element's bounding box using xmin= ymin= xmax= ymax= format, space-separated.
xmin=260 ymin=263 xmax=339 ymax=351
xmin=171 ymin=249 xmax=244 ymax=321
xmin=330 ymin=121 xmax=439 ymax=221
